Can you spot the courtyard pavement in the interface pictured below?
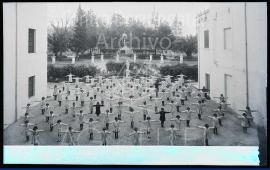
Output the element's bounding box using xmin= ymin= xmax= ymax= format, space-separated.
xmin=4 ymin=80 xmax=259 ymax=146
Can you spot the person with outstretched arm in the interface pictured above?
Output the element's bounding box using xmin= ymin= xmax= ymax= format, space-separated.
xmin=155 ymin=107 xmax=170 ymax=128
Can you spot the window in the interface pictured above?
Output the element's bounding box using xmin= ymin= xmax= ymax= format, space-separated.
xmin=28 ymin=29 xmax=35 ymax=53
xmin=224 ymin=28 xmax=232 ymax=49
xmin=204 ymin=30 xmax=209 ymax=48
xmin=28 ymin=76 xmax=35 ymax=98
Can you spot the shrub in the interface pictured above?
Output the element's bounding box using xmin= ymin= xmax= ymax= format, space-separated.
xmin=105 ymin=61 xmax=159 ymax=77
xmin=79 ymin=54 xmax=91 ymax=60
xmin=56 ymin=55 xmax=72 ymax=61
xmin=160 ymin=64 xmax=198 ymax=81
xmin=106 ymin=61 xmax=125 ymax=76
xmin=47 ymin=64 xmax=98 ymax=82
xmin=104 ymin=54 xmax=114 ymax=59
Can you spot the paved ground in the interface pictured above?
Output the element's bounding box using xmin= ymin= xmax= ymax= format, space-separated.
xmin=4 ymin=79 xmax=259 ymax=146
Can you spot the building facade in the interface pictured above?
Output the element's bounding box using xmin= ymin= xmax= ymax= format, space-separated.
xmin=3 ymin=3 xmax=47 ymax=128
xmin=197 ymin=2 xmax=267 ymax=129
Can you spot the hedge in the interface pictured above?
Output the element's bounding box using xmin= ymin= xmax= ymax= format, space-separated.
xmin=48 ymin=64 xmax=98 ymax=82
xmin=106 ymin=61 xmax=158 ymax=77
xmin=106 ymin=62 xmax=126 ymax=76
xmin=160 ymin=64 xmax=198 ymax=81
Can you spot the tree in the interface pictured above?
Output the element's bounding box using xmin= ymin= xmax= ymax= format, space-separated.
xmin=127 ymin=18 xmax=145 ymax=49
xmin=96 ymin=17 xmax=112 ymax=50
xmin=172 ymin=35 xmax=197 ymax=58
xmin=48 ymin=18 xmax=71 ymax=58
xmin=171 ymin=15 xmax=182 ymax=37
xmin=182 ymin=35 xmax=197 ymax=58
xmin=155 ymin=23 xmax=174 ymax=53
xmin=110 ymin=13 xmax=127 ymax=49
xmin=85 ymin=9 xmax=97 ymax=55
xmin=151 ymin=6 xmax=159 ymax=30
xmin=70 ymin=5 xmax=88 ymax=59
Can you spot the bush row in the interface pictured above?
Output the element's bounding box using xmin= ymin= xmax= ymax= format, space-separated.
xmin=48 ymin=64 xmax=98 ymax=82
xmin=105 ymin=61 xmax=151 ymax=77
xmin=160 ymin=64 xmax=198 ymax=81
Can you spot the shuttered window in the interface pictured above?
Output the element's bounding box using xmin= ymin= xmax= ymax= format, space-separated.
xmin=28 ymin=76 xmax=35 ymax=98
xmin=204 ymin=30 xmax=209 ymax=48
xmin=224 ymin=27 xmax=232 ymax=49
xmin=28 ymin=29 xmax=35 ymax=53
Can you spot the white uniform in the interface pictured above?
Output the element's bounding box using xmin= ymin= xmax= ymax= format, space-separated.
xmin=67 ymin=75 xmax=73 ymax=83
xmin=64 ymin=100 xmax=69 ymax=109
xmin=185 ymin=110 xmax=192 ymax=120
xmin=168 ymin=128 xmax=177 ymax=145
xmin=57 ymin=93 xmax=62 ymax=102
xmin=85 ymin=76 xmax=91 ymax=83
xmin=80 ymin=93 xmax=85 ymax=102
xmin=41 ymin=100 xmax=46 ymax=110
xmin=88 ymin=122 xmax=95 ymax=134
xmin=113 ymin=121 xmax=120 ymax=132
xmin=89 ymin=100 xmax=94 ymax=113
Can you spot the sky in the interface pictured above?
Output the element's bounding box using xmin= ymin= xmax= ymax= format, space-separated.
xmin=47 ymin=2 xmax=210 ymax=36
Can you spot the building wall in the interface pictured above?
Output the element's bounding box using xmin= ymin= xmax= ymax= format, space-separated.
xmin=246 ymin=3 xmax=267 ymax=129
xmin=197 ymin=2 xmax=267 ymax=128
xmin=3 ymin=3 xmax=17 ymax=127
xmin=3 ymin=3 xmax=47 ymax=127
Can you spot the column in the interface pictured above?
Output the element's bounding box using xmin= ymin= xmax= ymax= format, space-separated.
xmin=71 ymin=56 xmax=75 ymax=64
xmin=101 ymin=54 xmax=104 ymax=62
xmin=180 ymin=53 xmax=183 ymax=64
xmin=133 ymin=53 xmax=137 ymax=63
xmin=51 ymin=56 xmax=56 ymax=64
xmin=149 ymin=54 xmax=152 ymax=63
xmin=160 ymin=55 xmax=164 ymax=64
xmin=91 ymin=55 xmax=95 ymax=64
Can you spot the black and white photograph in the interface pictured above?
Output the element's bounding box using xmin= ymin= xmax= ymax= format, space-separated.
xmin=3 ymin=1 xmax=267 ymax=165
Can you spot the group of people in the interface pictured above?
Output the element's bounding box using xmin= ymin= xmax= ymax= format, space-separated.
xmin=20 ymin=73 xmax=256 ymax=146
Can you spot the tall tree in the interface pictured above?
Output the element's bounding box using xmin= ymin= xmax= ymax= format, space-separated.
xmin=85 ymin=9 xmax=97 ymax=55
xmin=48 ymin=18 xmax=71 ymax=58
xmin=110 ymin=13 xmax=126 ymax=49
xmin=96 ymin=17 xmax=110 ymax=50
xmin=182 ymin=35 xmax=197 ymax=58
xmin=156 ymin=23 xmax=173 ymax=53
xmin=172 ymin=15 xmax=182 ymax=37
xmin=172 ymin=35 xmax=197 ymax=58
xmin=127 ymin=18 xmax=145 ymax=49
xmin=151 ymin=6 xmax=159 ymax=30
xmin=70 ymin=5 xmax=88 ymax=59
